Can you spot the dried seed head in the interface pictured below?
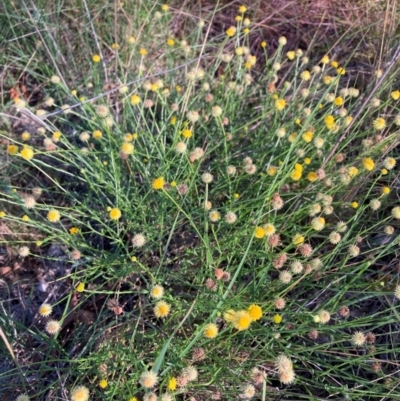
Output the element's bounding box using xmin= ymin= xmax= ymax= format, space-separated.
xmin=279 ymin=270 xmax=292 ymax=284
xmin=182 ymin=366 xmax=198 ymax=382
xmin=70 ymin=250 xmax=81 ymax=260
xmin=299 ymin=243 xmax=313 ymax=257
xmin=192 ymin=347 xmax=206 ymax=362
xmin=221 ymin=271 xmax=231 ymax=282
xmin=275 ymin=297 xmax=286 ymax=310
xmin=177 ymin=183 xmax=189 ymax=195
xmin=273 ymin=253 xmax=287 ymax=269
xmin=318 ymin=310 xmax=331 ymax=324
xmin=275 ymin=355 xmax=293 ymax=374
xmin=177 ymin=375 xmax=188 ymax=388
xmin=365 ymin=332 xmax=376 ymax=344
xmin=352 ymin=331 xmax=366 ymax=346
xmin=308 ymin=330 xmax=319 ymax=340
xmin=107 ymin=299 xmax=123 ymax=315
xmin=205 ymin=278 xmax=217 ymax=291
xmin=338 ymin=305 xmax=350 ymax=318
xmin=268 ymin=234 xmax=282 ymax=248
xmin=214 ymin=268 xmax=224 ymax=280
xmin=372 ymin=362 xmax=382 ymax=372
xmin=132 ymin=233 xmax=146 ymax=248
xmin=240 ymin=384 xmax=256 ymax=399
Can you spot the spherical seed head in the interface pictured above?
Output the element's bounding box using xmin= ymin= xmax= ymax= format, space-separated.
xmin=225 ymin=211 xmax=237 ymax=224
xmin=211 ymin=106 xmax=223 ymax=117
xmin=24 ymin=196 xmax=36 ymax=209
xmin=45 ymin=320 xmax=61 ymax=335
xmin=279 ymin=370 xmax=295 ymax=385
xmin=392 ymin=207 xmax=400 ymax=219
xmin=241 ymin=384 xmax=255 ymax=399
xmin=275 ymin=354 xmax=293 ymax=374
xmin=299 ymin=243 xmax=313 ymax=257
xmin=278 ymin=36 xmax=287 ymax=45
xmin=268 ymin=234 xmax=281 ymax=248
xmin=336 ymin=221 xmax=348 ymax=233
xmin=150 ymin=285 xmax=164 ymax=299
xmin=47 ymin=209 xmax=60 ymax=223
xmin=16 ymin=395 xmax=30 ymax=401
xmin=394 ymin=284 xmax=400 ymax=300
xmin=372 ymin=362 xmax=382 ymax=372
xmin=205 ymin=278 xmax=217 ymax=291
xmin=161 ymin=393 xmax=172 ymax=401
xmin=177 ymin=375 xmax=189 ymax=388
xmin=79 ymin=132 xmax=90 ymax=142
xmin=244 ymin=164 xmax=257 ymax=174
xmin=384 ymin=225 xmax=394 ymax=235
xmin=70 ymin=250 xmax=81 ymax=260
xmin=144 ymin=99 xmax=154 ymax=108
xmin=182 ymin=366 xmax=198 ymax=382
xmin=290 ymin=260 xmax=303 ymax=274
xmin=132 ymin=233 xmax=146 ymax=248
xmin=365 ymin=332 xmax=376 ymax=344
xmin=175 ymin=141 xmax=187 ymax=154
xmin=338 ymin=305 xmax=350 ymax=318
xmin=308 ymin=330 xmax=319 ymax=340
xmin=352 ymin=331 xmax=366 ymax=346
xmin=348 ymin=245 xmax=360 ymax=258
xmin=203 ymin=323 xmax=218 ymax=338
xmin=242 ymin=157 xmax=252 ymax=166
xmin=273 ymin=253 xmax=287 ymax=269
xmin=221 ymin=271 xmax=231 ymax=282
xmin=232 ymin=310 xmax=252 ymax=330
xmin=19 ymin=246 xmax=30 ymax=257
xmin=274 ymin=297 xmax=286 ymax=310
xmin=279 ymin=270 xmax=292 ymax=284
xmin=192 ymin=347 xmax=205 ymax=362
xmin=95 ymin=105 xmax=109 ymax=118
xmin=50 ymin=75 xmax=61 ymax=84
xmin=39 ymin=303 xmax=52 ymax=317
xmin=251 ymin=369 xmax=266 ymax=385
xmin=154 ymin=301 xmax=171 ymax=318
xmin=369 ymin=199 xmax=381 ymax=211
xmin=202 ymin=172 xmax=213 ymax=184
xmin=226 ymin=165 xmax=237 ymax=175
xmin=329 ymin=231 xmax=341 ymax=244
xmin=174 ymin=184 xmax=187 ymax=196
xmin=318 ymin=310 xmax=331 ymax=324
xmin=191 ymin=147 xmax=205 ymax=160
xmin=310 ymin=258 xmax=323 ymax=270
xmin=143 ymin=392 xmax=157 ymax=401
xmin=187 ymin=110 xmax=199 ymax=123
xmin=140 ymin=370 xmax=159 ymax=388
xmin=309 ymin=203 xmax=321 ymax=216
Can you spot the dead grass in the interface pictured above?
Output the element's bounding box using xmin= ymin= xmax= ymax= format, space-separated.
xmin=177 ymin=0 xmax=398 ymax=65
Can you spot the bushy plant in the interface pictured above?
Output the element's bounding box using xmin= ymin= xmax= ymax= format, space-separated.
xmin=1 ymin=2 xmax=400 ymax=400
